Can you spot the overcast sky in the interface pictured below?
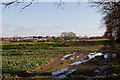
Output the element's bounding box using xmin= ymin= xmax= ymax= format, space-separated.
xmin=2 ymin=2 xmax=105 ymax=37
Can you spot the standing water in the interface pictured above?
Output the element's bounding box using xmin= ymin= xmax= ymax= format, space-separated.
xmin=52 ymin=52 xmax=117 ymax=79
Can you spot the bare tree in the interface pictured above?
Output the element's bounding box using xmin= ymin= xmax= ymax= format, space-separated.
xmin=91 ymin=1 xmax=120 ymax=42
xmin=61 ymin=31 xmax=76 ymax=37
xmin=61 ymin=31 xmax=76 ymax=41
xmin=1 ymin=0 xmax=64 ymax=12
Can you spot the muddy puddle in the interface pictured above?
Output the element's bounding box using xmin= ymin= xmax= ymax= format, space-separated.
xmin=104 ymin=53 xmax=116 ymax=59
xmin=52 ymin=52 xmax=117 ymax=79
xmin=52 ymin=67 xmax=69 ymax=76
xmin=61 ymin=54 xmax=74 ymax=61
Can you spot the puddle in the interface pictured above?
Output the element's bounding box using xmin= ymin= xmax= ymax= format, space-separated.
xmin=104 ymin=53 xmax=116 ymax=59
xmin=88 ymin=52 xmax=103 ymax=60
xmin=61 ymin=53 xmax=77 ymax=61
xmin=70 ymin=57 xmax=74 ymax=60
xmin=76 ymin=56 xmax=80 ymax=58
xmin=73 ymin=56 xmax=75 ymax=58
xmin=95 ymin=70 xmax=99 ymax=73
xmin=51 ymin=67 xmax=69 ymax=76
xmin=61 ymin=54 xmax=74 ymax=61
xmin=52 ymin=52 xmax=104 ymax=77
xmin=52 ymin=52 xmax=117 ymax=79
xmin=70 ymin=61 xmax=82 ymax=65
xmin=56 ymin=75 xmax=67 ymax=79
xmin=66 ymin=69 xmax=77 ymax=75
xmin=70 ymin=59 xmax=88 ymax=66
xmin=56 ymin=69 xmax=77 ymax=79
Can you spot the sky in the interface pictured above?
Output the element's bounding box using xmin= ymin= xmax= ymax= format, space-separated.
xmin=2 ymin=2 xmax=105 ymax=37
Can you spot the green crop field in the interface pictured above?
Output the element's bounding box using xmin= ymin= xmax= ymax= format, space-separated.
xmin=2 ymin=41 xmax=78 ymax=78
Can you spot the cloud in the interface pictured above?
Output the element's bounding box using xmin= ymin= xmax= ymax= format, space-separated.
xmin=2 ymin=23 xmax=68 ymax=37
xmin=2 ymin=22 xmax=105 ymax=37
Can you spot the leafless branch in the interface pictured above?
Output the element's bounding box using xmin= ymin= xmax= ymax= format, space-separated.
xmin=20 ymin=0 xmax=34 ymax=12
xmin=1 ymin=0 xmax=35 ymax=12
xmin=55 ymin=0 xmax=65 ymax=9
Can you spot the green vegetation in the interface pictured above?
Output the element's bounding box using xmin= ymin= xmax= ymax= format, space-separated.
xmin=2 ymin=42 xmax=76 ymax=56
xmin=2 ymin=55 xmax=52 ymax=73
xmin=2 ymin=41 xmax=77 ymax=78
xmin=86 ymin=38 xmax=109 ymax=41
xmin=2 ymin=39 xmax=120 ymax=79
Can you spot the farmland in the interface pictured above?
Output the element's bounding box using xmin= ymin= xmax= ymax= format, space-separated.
xmin=1 ymin=39 xmax=120 ymax=79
